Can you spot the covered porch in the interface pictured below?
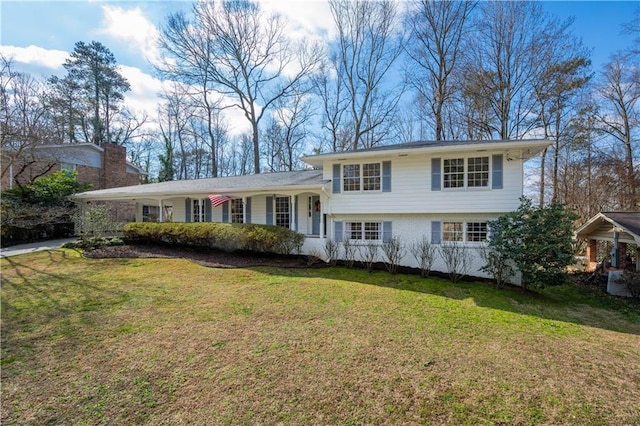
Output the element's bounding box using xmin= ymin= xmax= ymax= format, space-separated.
xmin=575 ymin=212 xmax=640 ymax=273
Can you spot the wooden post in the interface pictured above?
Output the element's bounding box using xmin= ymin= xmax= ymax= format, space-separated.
xmin=587 ymin=239 xmax=597 ymax=263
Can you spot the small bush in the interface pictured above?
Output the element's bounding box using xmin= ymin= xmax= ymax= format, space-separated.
xmin=123 ymin=222 xmax=304 ymax=255
xmin=324 ymin=239 xmax=340 ymax=266
xmin=439 ymin=241 xmax=471 ymax=283
xmin=359 ymin=243 xmax=379 ymax=272
xmin=342 ymin=238 xmax=357 ymax=267
xmin=63 ymin=236 xmax=125 ymax=250
xmin=382 ymin=237 xmax=405 ymax=275
xmin=616 ymin=271 xmax=640 ymax=299
xmin=410 ymin=237 xmax=437 ymax=278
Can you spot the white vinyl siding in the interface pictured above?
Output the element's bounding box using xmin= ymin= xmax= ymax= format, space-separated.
xmin=323 ymin=151 xmax=523 ymax=214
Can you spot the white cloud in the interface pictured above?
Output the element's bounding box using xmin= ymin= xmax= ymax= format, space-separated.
xmin=259 ymin=0 xmax=335 ymax=41
xmin=118 ymin=65 xmax=164 ymax=116
xmin=0 ymin=45 xmax=68 ymax=69
xmin=96 ymin=5 xmax=162 ymax=66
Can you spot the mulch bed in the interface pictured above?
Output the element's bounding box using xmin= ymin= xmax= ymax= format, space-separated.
xmin=83 ymin=244 xmax=325 ymax=269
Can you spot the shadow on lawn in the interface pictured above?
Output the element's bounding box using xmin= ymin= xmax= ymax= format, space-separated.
xmin=1 ymin=251 xmax=130 ymax=371
xmin=249 ymin=261 xmax=640 ymax=336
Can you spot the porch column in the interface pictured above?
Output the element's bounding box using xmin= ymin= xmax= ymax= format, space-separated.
xmin=158 ymin=199 xmax=163 ymax=222
xmin=587 ymin=239 xmax=597 ymax=264
xmin=242 ymin=197 xmax=247 ymax=224
xmin=291 ymin=196 xmax=297 ymax=231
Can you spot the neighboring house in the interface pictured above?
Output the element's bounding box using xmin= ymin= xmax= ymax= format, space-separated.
xmin=1 ymin=143 xmax=146 ymax=191
xmin=74 ymin=139 xmax=550 ymax=281
xmin=575 ymin=212 xmax=640 ymax=272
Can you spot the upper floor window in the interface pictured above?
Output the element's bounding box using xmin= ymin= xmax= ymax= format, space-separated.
xmin=467 ymin=157 xmax=489 ymax=187
xmin=443 ymin=156 xmax=489 ymax=189
xmin=231 ymin=199 xmax=243 ymax=223
xmin=443 ymin=159 xmax=465 ymax=188
xmin=362 ymin=163 xmax=381 ymax=191
xmin=343 ymin=163 xmax=381 ymax=192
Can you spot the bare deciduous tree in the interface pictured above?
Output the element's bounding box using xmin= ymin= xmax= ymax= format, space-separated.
xmin=594 ymin=53 xmax=640 ymax=209
xmin=158 ymin=0 xmax=320 ymax=173
xmin=328 ymin=0 xmax=405 ymax=150
xmin=406 ymin=0 xmax=476 ymax=141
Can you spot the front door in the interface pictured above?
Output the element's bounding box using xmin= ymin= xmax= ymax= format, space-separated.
xmin=311 ymin=196 xmax=320 ymax=236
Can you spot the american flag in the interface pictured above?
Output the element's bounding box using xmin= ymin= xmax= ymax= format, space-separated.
xmin=208 ymin=194 xmax=232 ymax=207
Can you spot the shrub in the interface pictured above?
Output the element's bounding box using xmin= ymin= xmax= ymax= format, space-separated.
xmin=616 ymin=271 xmax=640 ymax=299
xmin=74 ymin=204 xmax=124 ymax=238
xmin=410 ymin=237 xmax=437 ymax=278
xmin=342 ymin=238 xmax=357 ymax=267
xmin=324 ymin=239 xmax=340 ymax=266
xmin=439 ymin=241 xmax=471 ymax=283
xmin=359 ymin=242 xmax=379 ymax=272
xmin=382 ymin=237 xmax=405 ymax=275
xmin=123 ymin=222 xmax=304 ymax=255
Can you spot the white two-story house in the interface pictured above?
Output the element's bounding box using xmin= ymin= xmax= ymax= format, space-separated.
xmin=74 ymin=139 xmax=550 ymax=278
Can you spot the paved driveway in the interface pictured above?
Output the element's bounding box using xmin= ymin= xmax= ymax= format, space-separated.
xmin=0 ymin=238 xmax=76 ymax=258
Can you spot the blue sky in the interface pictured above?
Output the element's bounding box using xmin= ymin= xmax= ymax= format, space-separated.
xmin=1 ymin=0 xmax=637 ymax=135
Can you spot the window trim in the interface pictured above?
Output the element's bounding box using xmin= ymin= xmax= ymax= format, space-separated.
xmin=275 ymin=196 xmax=290 ymax=229
xmin=439 ymin=221 xmax=489 ymax=244
xmin=440 ymin=156 xmax=491 ymax=190
xmin=230 ymin=198 xmax=243 ymax=224
xmin=342 ymin=162 xmax=382 ymax=193
xmin=344 ymin=221 xmax=382 ymax=242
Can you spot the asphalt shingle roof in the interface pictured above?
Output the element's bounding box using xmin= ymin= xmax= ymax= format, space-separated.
xmin=74 ymin=169 xmax=325 ymax=200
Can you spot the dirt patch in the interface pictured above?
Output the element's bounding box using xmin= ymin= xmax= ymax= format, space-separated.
xmin=83 ymin=244 xmax=325 ymax=269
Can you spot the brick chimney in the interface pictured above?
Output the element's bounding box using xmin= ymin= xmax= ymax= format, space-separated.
xmin=101 ymin=143 xmax=128 ymax=189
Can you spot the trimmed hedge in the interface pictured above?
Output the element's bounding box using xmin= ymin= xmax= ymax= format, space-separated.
xmin=123 ymin=222 xmax=305 ymax=255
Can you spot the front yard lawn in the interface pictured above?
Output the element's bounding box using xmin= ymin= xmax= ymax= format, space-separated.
xmin=2 ymin=249 xmax=639 ymax=425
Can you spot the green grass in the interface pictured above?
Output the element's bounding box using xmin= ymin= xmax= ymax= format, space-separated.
xmin=2 ymin=249 xmax=639 ymax=425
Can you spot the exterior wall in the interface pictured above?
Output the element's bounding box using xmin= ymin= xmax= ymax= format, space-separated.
xmin=1 ymin=143 xmax=143 ymax=191
xmin=326 ymin=213 xmax=498 ymax=280
xmin=324 ymin=150 xmax=523 ymax=215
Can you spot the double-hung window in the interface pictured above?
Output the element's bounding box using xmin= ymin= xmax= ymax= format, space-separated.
xmin=275 ymin=196 xmax=290 ymax=228
xmin=230 ymin=199 xmax=243 ymax=223
xmin=362 ymin=163 xmax=381 ymax=191
xmin=343 ymin=163 xmax=381 ymax=192
xmin=442 ymin=156 xmax=490 ymax=189
xmin=192 ymin=199 xmax=204 ymax=222
xmin=443 ymin=159 xmax=465 ymax=188
xmin=466 ymin=222 xmax=488 ymax=242
xmin=443 ymin=222 xmax=464 ymax=241
xmin=467 ymin=157 xmax=489 ymax=187
xmin=440 ymin=221 xmax=488 ymax=243
xmin=345 ymin=221 xmax=381 ymax=241
xmin=343 ymin=165 xmax=361 ymax=191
